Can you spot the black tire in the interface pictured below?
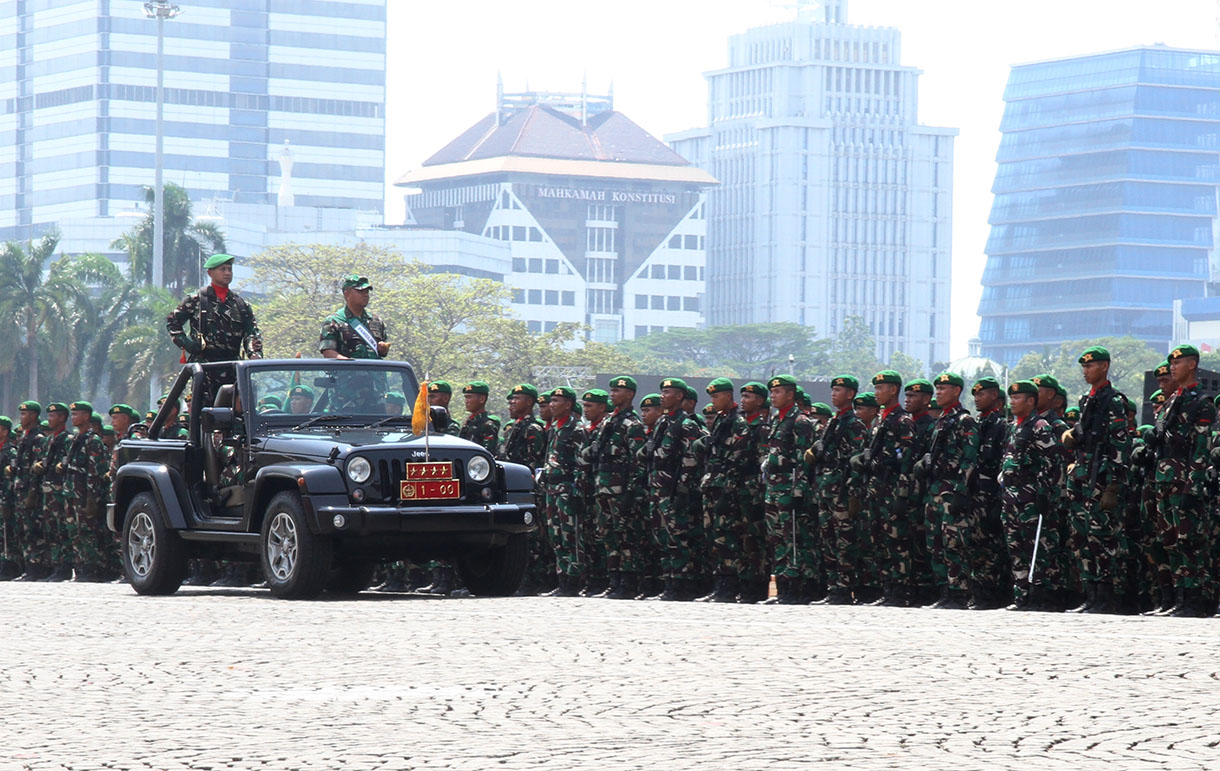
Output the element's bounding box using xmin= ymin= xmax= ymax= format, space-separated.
xmin=260 ymin=491 xmax=333 ymax=599
xmin=122 ymin=492 xmax=188 ymax=596
xmin=326 ymin=560 xmax=376 ymax=594
xmin=457 ymin=533 xmax=529 ymax=597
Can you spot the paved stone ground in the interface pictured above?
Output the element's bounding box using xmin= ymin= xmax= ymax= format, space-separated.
xmin=2 ymin=583 xmax=1219 ymax=770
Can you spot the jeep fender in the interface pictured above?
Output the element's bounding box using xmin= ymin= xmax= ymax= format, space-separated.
xmin=498 ymin=461 xmax=537 ymax=507
xmin=112 ymin=462 xmax=191 ymax=531
xmin=253 ymin=464 xmax=348 ymax=533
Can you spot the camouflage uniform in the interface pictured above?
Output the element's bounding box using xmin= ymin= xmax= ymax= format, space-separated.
xmin=167 ymin=284 xmax=262 ymax=403
xmin=0 ymin=435 xmax=20 ymax=576
xmin=543 ymin=414 xmax=584 ymax=578
xmin=1153 ymin=380 xmax=1215 ymax=600
xmin=500 ymin=410 xmax=548 ymax=588
xmin=813 ymin=408 xmax=866 ymax=593
xmin=1064 ymin=382 xmax=1132 ymax=589
xmin=634 ymin=423 xmax=662 ymax=590
xmin=460 ymin=412 xmax=500 ymax=455
xmin=860 ymin=405 xmax=917 ymax=594
xmin=573 ymin=414 xmax=603 ymax=581
xmin=739 ymin=409 xmax=770 ymax=592
xmin=648 ymin=409 xmax=706 ymax=581
xmin=999 ymin=410 xmax=1059 ymax=605
xmin=12 ymin=424 xmax=47 ymax=572
xmin=64 ymin=428 xmax=109 ymax=574
xmin=972 ymin=406 xmax=1011 ymax=595
xmin=922 ymin=400 xmax=979 ymax=597
xmin=34 ymin=427 xmax=72 ymax=572
xmin=763 ymin=405 xmax=816 ymax=586
xmin=591 ymin=406 xmax=646 ymax=578
xmin=701 ymin=404 xmax=754 ymax=579
xmin=317 ymin=306 xmax=389 ymax=413
xmin=909 ymin=409 xmax=937 ymax=593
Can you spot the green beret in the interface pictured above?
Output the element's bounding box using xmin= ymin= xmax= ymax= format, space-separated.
xmin=1150 ymin=389 xmax=1166 ymax=405
xmin=768 ymin=374 xmax=797 ymax=390
xmin=830 ymin=374 xmax=859 ymax=391
xmin=380 ymin=389 xmax=403 ymax=406
xmin=488 ymin=414 xmax=502 ymax=427
xmin=608 ymin=376 xmax=637 ymax=392
xmin=203 ymin=253 xmax=235 ymax=270
xmin=934 ymin=372 xmax=964 ymax=388
xmin=740 ymin=382 xmax=767 ymax=397
xmin=853 ymin=392 xmax=878 ymax=408
xmin=40 ymin=419 xmax=49 ymax=428
xmin=289 ymin=385 xmax=316 ymax=400
xmin=1169 ymin=344 xmax=1200 ymax=360
xmin=428 ymin=380 xmax=453 ymax=395
xmin=1031 ymin=373 xmax=1059 ymax=390
xmin=640 ymin=393 xmax=662 ymax=408
xmin=1008 ymin=380 xmax=1038 ymax=397
xmin=550 ymin=386 xmax=576 ymax=402
xmin=682 ymin=386 xmax=698 ymax=402
xmin=341 ymin=274 xmax=372 ymax=291
xmin=144 ymin=410 xmax=156 ymax=422
xmin=797 ymin=389 xmax=813 ymax=408
xmin=537 ymin=393 xmax=551 ymax=405
xmin=581 ymin=389 xmax=609 ymax=405
xmin=706 ymin=377 xmax=734 ymax=395
xmin=702 ymin=403 xmax=717 ymax=415
xmin=257 ymin=394 xmax=283 ymax=409
xmin=47 ymin=402 xmax=69 ymax=415
xmin=1078 ymin=345 xmax=1110 ymax=364
xmin=811 ymin=402 xmax=832 ymax=416
xmin=1055 ymin=387 xmax=1067 ymax=403
xmin=69 ymin=400 xmax=92 ymax=413
xmin=929 ymin=398 xmax=940 ymax=410
xmin=1065 ymin=405 xmax=1081 ymax=417
xmin=971 ymin=377 xmax=1000 ymax=394
xmin=0 ymin=416 xmax=11 ymax=430
xmin=509 ymin=383 xmax=540 ymax=400
xmin=101 ymin=425 xmax=116 ymax=437
xmin=18 ymin=400 xmax=41 ymax=414
xmin=871 ymin=370 xmax=902 ymax=386
xmin=1122 ymin=395 xmax=1137 ymax=414
xmin=109 ymin=404 xmax=137 ymax=419
xmin=571 ymin=400 xmax=583 ymax=417
xmin=659 ymin=377 xmax=688 ymax=391
xmin=1155 ymin=361 xmax=1170 ymax=378
xmin=463 ymin=381 xmax=490 ymax=396
xmin=91 ymin=412 xmax=104 ymax=424
xmin=904 ymin=379 xmax=933 ymax=394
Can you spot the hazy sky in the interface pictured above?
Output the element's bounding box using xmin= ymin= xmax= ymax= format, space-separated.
xmin=385 ymin=0 xmax=1220 ymax=359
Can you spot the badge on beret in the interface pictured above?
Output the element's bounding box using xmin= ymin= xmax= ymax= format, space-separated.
xmin=616 ymin=379 xmax=627 ymax=387
xmin=662 ymin=380 xmax=674 ymax=388
xmin=1082 ymin=352 xmax=1094 ymax=362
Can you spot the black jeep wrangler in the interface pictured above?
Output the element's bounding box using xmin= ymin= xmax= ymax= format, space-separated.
xmin=108 ymin=359 xmax=537 ymax=599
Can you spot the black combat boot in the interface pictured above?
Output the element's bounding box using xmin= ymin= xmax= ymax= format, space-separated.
xmin=420 ymin=566 xmax=456 ymax=596
xmin=1069 ymin=583 xmax=1096 ymax=613
xmin=607 ymin=572 xmax=637 ymax=600
xmin=0 ymin=560 xmax=23 ymax=580
xmin=593 ymin=571 xmax=620 ymax=598
xmin=695 ymin=575 xmax=724 ymax=603
xmin=880 ymin=583 xmax=907 ymax=608
xmin=709 ymin=575 xmax=739 ymax=603
xmin=42 ymin=564 xmax=72 ymax=582
xmin=16 ymin=565 xmax=49 ymax=582
xmin=583 ymin=572 xmax=611 ymax=598
xmin=649 ymin=577 xmax=678 ymax=601
xmin=1171 ymin=588 xmax=1208 ymax=618
xmin=1084 ymin=582 xmax=1115 ymax=614
xmin=925 ymin=585 xmax=949 ymax=608
xmin=931 ymin=587 xmax=968 ymax=610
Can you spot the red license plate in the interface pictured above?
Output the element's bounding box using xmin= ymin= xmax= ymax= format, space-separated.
xmin=403 ymin=462 xmax=454 ymax=480
xmin=400 ymin=479 xmax=462 ymax=501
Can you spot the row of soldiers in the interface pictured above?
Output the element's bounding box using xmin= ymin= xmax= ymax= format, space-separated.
xmin=446 ymin=343 xmax=1218 ymax=617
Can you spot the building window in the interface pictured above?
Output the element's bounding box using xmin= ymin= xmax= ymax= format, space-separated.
xmin=512 ymin=258 xmax=526 ymax=272
xmin=651 ymin=326 xmax=665 ymax=334
xmin=544 ymin=321 xmax=557 ymax=332
xmin=635 ymin=294 xmax=648 ymax=309
xmin=513 ymin=226 xmax=527 ymax=241
xmin=635 ymin=325 xmax=649 ymax=338
xmin=588 ymin=204 xmax=618 ymax=222
xmin=667 ymin=296 xmax=680 ymax=311
xmin=545 ymin=289 xmax=558 ymax=305
xmin=651 ymin=295 xmax=664 ymax=310
xmin=668 ymin=265 xmax=682 ymax=279
xmin=561 ymin=291 xmax=575 ymax=306
xmin=587 ymin=288 xmax=618 ymax=314
xmin=587 ymin=257 xmax=616 ymax=283
xmin=529 ymin=226 xmax=543 ymax=242
xmin=587 ymin=226 xmax=616 ymax=253
xmin=684 ymin=266 xmax=698 ymax=281
xmin=684 ymin=234 xmax=698 ymax=249
xmin=652 ymin=265 xmax=666 ymax=278
xmin=512 ymin=289 xmax=525 ymax=303
xmin=669 ymin=234 xmax=682 ymax=248
xmin=528 ymin=289 xmax=541 ymax=304
xmin=527 ymin=320 xmax=541 ymax=333
xmin=545 ymin=258 xmax=559 ymax=274
xmin=528 ymin=258 xmax=543 ymax=273
xmin=683 ymin=296 xmax=699 ymax=312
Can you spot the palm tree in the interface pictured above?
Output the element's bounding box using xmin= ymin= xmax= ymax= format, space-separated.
xmin=112 ymin=182 xmax=226 ymax=293
xmin=107 ymin=288 xmax=179 ymax=407
xmin=0 ymin=232 xmax=88 ymax=400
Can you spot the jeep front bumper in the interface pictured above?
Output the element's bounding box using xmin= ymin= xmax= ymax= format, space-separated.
xmin=310 ymin=502 xmax=536 ymax=535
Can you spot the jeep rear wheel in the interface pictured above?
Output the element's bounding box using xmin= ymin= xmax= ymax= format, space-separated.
xmin=260 ymin=491 xmax=332 ymax=599
xmin=456 ymin=533 xmax=529 ymax=597
xmin=123 ymin=492 xmax=188 ymax=596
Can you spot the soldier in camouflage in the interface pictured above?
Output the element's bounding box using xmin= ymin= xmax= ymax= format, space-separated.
xmin=1031 ymin=373 xmax=1075 ymax=610
xmin=0 ymin=416 xmax=19 ymax=579
xmin=807 ymin=376 xmax=864 ymax=605
xmin=735 ymin=382 xmax=770 ymax=603
xmin=64 ymin=401 xmax=109 ymax=581
xmin=589 ymin=377 xmax=646 ymax=600
xmin=318 ymin=274 xmax=390 ymax=413
xmin=970 ymin=377 xmax=1011 ymax=608
xmin=11 ymin=401 xmax=47 ymax=580
xmin=903 ymin=379 xmax=936 ymax=602
xmin=32 ymin=403 xmax=72 ymax=582
xmin=541 ymin=387 xmax=584 ymax=597
xmin=574 ymin=389 xmax=609 ymax=595
xmin=760 ymin=374 xmax=815 ymax=605
xmin=696 ymin=378 xmax=755 ymax=603
xmin=647 ymin=377 xmax=706 ymax=601
xmin=634 ymin=393 xmax=664 ymax=599
xmin=459 ymin=381 xmax=500 ymax=454
xmin=499 ymin=384 xmax=545 ymax=595
xmin=426 ymin=381 xmax=462 ymax=437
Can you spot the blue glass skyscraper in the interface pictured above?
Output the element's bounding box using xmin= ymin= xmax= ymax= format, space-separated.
xmin=977 ymin=46 xmax=1220 ymax=364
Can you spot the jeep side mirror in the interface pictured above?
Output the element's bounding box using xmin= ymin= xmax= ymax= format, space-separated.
xmin=201 ymin=407 xmax=235 ymax=430
xmin=429 ymin=405 xmax=451 ymax=432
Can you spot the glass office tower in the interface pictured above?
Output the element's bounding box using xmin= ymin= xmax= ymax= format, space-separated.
xmin=0 ymin=0 xmax=386 ymax=242
xmin=978 ymin=46 xmax=1220 ymax=364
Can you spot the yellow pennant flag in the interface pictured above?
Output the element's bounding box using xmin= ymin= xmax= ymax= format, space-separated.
xmin=411 ymin=380 xmax=429 ymax=436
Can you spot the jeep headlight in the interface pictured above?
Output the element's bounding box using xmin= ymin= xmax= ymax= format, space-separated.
xmin=347 ymin=456 xmax=372 ymax=484
xmin=466 ymin=455 xmax=491 ymax=483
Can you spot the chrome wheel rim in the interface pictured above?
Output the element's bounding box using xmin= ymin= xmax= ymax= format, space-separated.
xmin=266 ymin=512 xmax=298 ymax=581
xmin=128 ymin=512 xmax=155 ymax=578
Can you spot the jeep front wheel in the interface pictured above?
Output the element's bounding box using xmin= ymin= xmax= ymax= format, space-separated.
xmin=123 ymin=492 xmax=188 ymax=595
xmin=457 ymin=533 xmax=529 ymax=597
xmin=260 ymin=491 xmax=332 ymax=599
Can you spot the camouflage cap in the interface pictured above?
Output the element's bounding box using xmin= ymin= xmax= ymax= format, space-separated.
xmin=608 ymin=376 xmax=637 ymax=392
xmin=639 ymin=393 xmax=662 ymax=409
xmin=550 ymin=386 xmax=576 ymax=402
xmin=853 ymin=392 xmax=878 ymax=408
xmin=381 ymin=389 xmax=404 ymax=406
xmin=971 ymin=377 xmax=1000 ymax=394
xmin=1169 ymin=343 xmax=1201 ymax=361
xmin=1008 ymin=380 xmax=1038 ymax=397
xmin=1031 ymin=373 xmax=1060 ymax=390
xmin=509 ymin=383 xmax=540 ymax=400
xmin=203 ymin=253 xmax=235 ymax=270
xmin=768 ymin=374 xmax=797 ymax=390
xmin=831 ymin=374 xmax=859 ymax=391
xmin=428 ymin=380 xmax=453 ymax=395
xmin=69 ymin=400 xmax=92 ymax=413
xmin=871 ymin=370 xmax=902 ymax=386
xmin=740 ymin=382 xmax=768 ymax=397
xmin=341 ymin=274 xmax=373 ymax=291
xmin=934 ymin=372 xmax=964 ymax=388
xmin=47 ymin=402 xmax=69 ymax=415
xmin=290 ymin=385 xmax=316 ymax=400
xmin=581 ymin=389 xmax=609 ymax=405
xmin=659 ymin=377 xmax=688 ymax=391
xmin=1154 ymin=361 xmax=1171 ymax=378
xmin=706 ymin=377 xmax=734 ymax=395
xmin=463 ymin=381 xmax=490 ymax=396
xmin=1078 ymin=345 xmax=1110 ymax=364
xmin=0 ymin=416 xmax=11 ymax=430
xmin=904 ymin=379 xmax=933 ymax=394
xmin=18 ymin=400 xmax=40 ymax=414
xmin=811 ymin=401 xmax=833 ymax=416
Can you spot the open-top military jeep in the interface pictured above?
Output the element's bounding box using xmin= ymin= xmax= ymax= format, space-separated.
xmin=108 ymin=359 xmax=536 ymax=599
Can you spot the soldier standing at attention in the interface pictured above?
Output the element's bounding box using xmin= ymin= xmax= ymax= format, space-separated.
xmin=697 ymin=378 xmax=753 ymax=603
xmin=647 ymin=378 xmax=705 ymax=601
xmin=1152 ymin=344 xmax=1215 ymax=617
xmin=459 ymin=381 xmax=499 ymax=454
xmin=0 ymin=417 xmax=20 ymax=580
xmin=32 ymin=403 xmax=72 ymax=582
xmin=64 ymin=401 xmax=108 ymax=581
xmin=542 ymin=387 xmax=584 ymax=597
xmin=970 ymin=377 xmax=1011 ymax=609
xmin=920 ymin=373 xmax=979 ymax=610
xmin=761 ymin=374 xmax=815 ymax=604
xmin=903 ymin=379 xmax=936 ymax=603
xmin=500 ymin=384 xmax=549 ymax=595
xmin=634 ymin=393 xmax=664 ymax=599
xmin=1062 ymin=346 xmax=1132 ymax=614
xmin=853 ymin=392 xmax=879 ymax=430
xmin=809 ymin=375 xmax=864 ymax=605
xmin=426 ymin=381 xmax=461 ymax=436
xmin=1154 ymin=360 xmax=1173 ymax=398
xmin=591 ymin=377 xmax=645 ymax=600
xmin=575 ymin=389 xmax=610 ymax=595
xmin=318 ymin=275 xmax=389 ymax=360
xmin=999 ymin=380 xmax=1060 ymax=610
xmin=736 ymin=383 xmax=771 ymax=603
xmin=12 ymin=401 xmax=47 ymax=581
xmin=382 ymin=390 xmax=405 ymax=416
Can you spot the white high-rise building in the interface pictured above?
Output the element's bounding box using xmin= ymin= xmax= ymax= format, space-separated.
xmin=668 ymin=0 xmax=956 ymax=366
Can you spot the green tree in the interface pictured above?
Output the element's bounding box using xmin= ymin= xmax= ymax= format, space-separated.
xmin=614 ymin=322 xmax=829 ymax=380
xmin=886 ymin=351 xmax=927 ymax=384
xmin=113 ymin=182 xmax=225 ymax=293
xmin=824 ymin=316 xmax=882 ymax=380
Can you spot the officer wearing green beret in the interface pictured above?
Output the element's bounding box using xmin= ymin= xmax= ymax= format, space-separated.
xmin=901 ymin=379 xmax=937 ymax=597
xmin=541 ymin=385 xmax=585 ymax=596
xmin=458 ymin=381 xmax=499 ymax=454
xmin=107 ymin=404 xmax=139 ymax=440
xmin=807 ymin=373 xmax=864 ymax=604
xmin=63 ymin=400 xmax=109 ymax=580
xmin=573 ymin=389 xmax=613 ymax=593
xmin=1061 ymin=345 xmax=1132 ymax=614
xmin=696 ymin=377 xmax=756 ymax=603
xmin=588 ymin=376 xmax=645 ymax=599
xmin=0 ymin=414 xmax=20 ymax=579
xmin=382 ymin=390 xmax=405 ymax=416
xmin=633 ymin=393 xmax=665 ymax=597
xmin=288 ymin=385 xmax=316 ymax=416
xmin=319 ymin=275 xmax=389 ymax=361
xmin=1151 ymin=343 xmax=1215 ymax=615
xmin=733 ymin=381 xmax=770 ymax=602
xmin=919 ymin=372 xmax=980 ymax=609
xmin=426 ymin=381 xmax=461 ymax=436
xmin=852 ymin=391 xmax=879 ymax=427
xmin=31 ymin=403 xmax=72 ymax=581
xmin=970 ymin=376 xmax=1010 ymax=607
xmin=1064 ymin=405 xmax=1081 ymax=428
xmin=166 ymin=254 xmax=263 ymax=369
xmin=760 ymin=374 xmax=816 ymax=604
xmin=256 ymin=394 xmax=282 ymax=413
xmin=498 ymin=383 xmax=548 ymax=594
xmin=1154 ymin=360 xmax=1172 ymax=397
xmin=10 ymin=400 xmax=48 ymax=580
